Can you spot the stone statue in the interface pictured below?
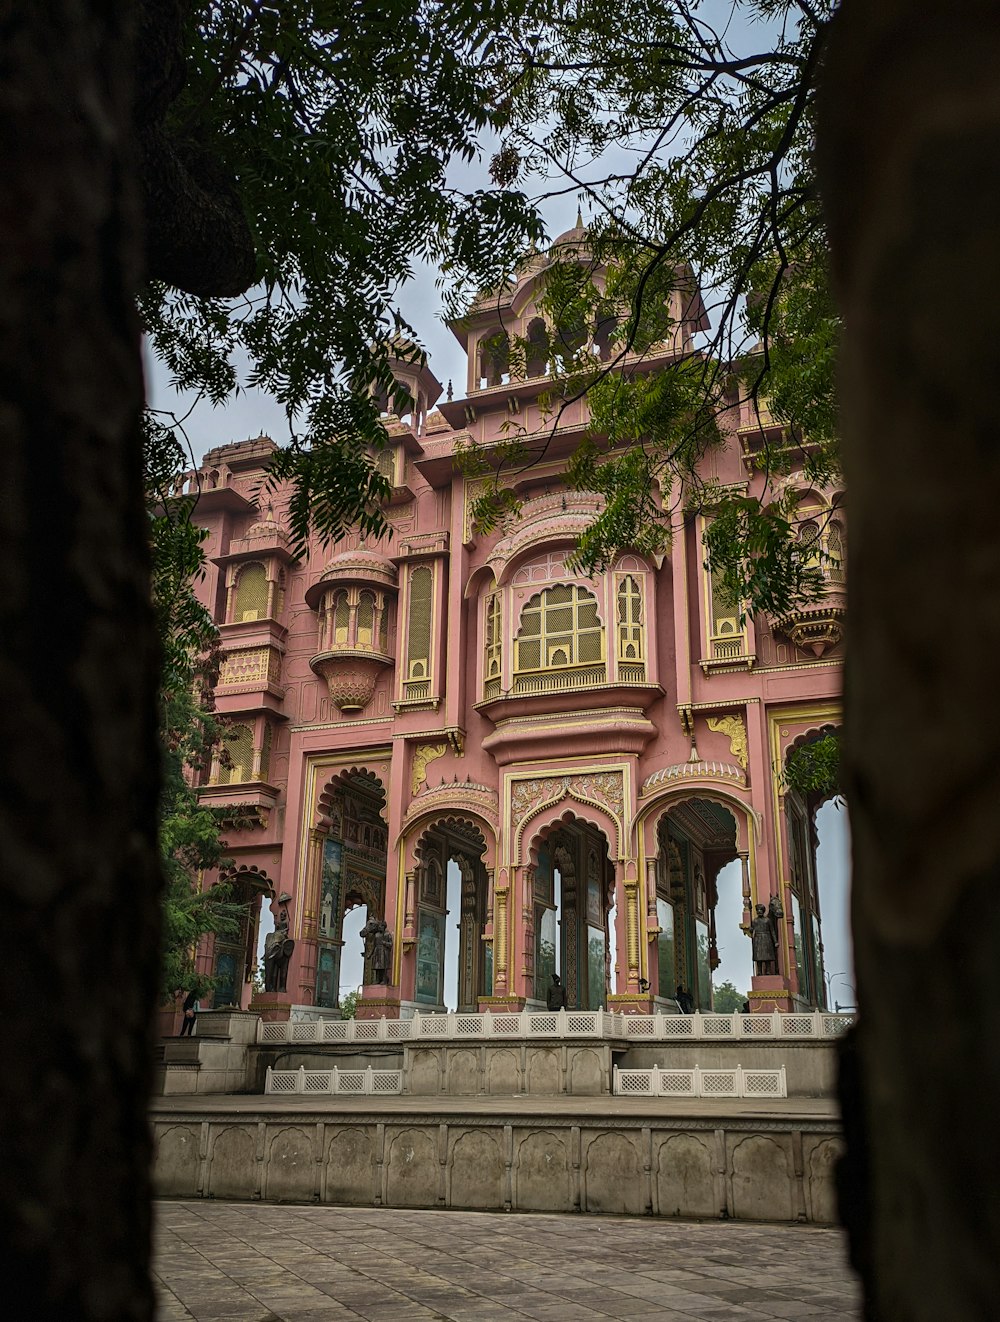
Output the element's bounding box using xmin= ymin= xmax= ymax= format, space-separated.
xmin=768 ymin=893 xmax=784 ymax=959
xmin=263 ymin=916 xmax=294 ymax=993
xmin=361 ymin=916 xmax=393 ymax=985
xmin=547 ymin=973 xmax=567 ymax=1010
xmin=751 ymin=903 xmax=778 ymax=976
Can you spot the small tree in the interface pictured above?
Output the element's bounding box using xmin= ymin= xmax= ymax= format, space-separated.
xmin=712 ymin=980 xmax=749 ymax=1015
xmin=147 ymin=420 xmax=249 ymax=1001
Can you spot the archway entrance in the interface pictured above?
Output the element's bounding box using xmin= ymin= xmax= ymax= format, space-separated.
xmin=531 ymin=816 xmax=615 ymax=1010
xmin=782 ymin=727 xmax=848 ymax=1008
xmin=214 ymin=867 xmax=272 ymax=1008
xmin=315 ymin=770 xmax=388 ymax=1008
xmin=654 ymin=799 xmax=740 ymax=1011
xmin=413 ymin=819 xmax=490 ymax=1012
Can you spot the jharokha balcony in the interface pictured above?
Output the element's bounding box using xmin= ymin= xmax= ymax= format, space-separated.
xmin=305 ymin=549 xmax=398 ymax=713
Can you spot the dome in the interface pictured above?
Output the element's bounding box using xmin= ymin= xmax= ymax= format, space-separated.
xmin=304 ymin=547 xmax=398 ymax=609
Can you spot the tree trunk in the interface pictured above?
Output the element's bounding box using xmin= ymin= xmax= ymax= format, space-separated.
xmin=0 ymin=5 xmax=159 ymax=1319
xmin=818 ymin=4 xmax=1000 ymax=1317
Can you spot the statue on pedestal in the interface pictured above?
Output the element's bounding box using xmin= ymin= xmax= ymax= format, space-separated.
xmin=751 ymin=903 xmax=778 ymax=976
xmin=361 ymin=916 xmax=393 ymax=985
xmin=263 ymin=915 xmax=294 ymax=993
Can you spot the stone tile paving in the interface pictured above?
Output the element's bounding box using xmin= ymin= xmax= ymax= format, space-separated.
xmin=155 ymin=1202 xmax=861 ymax=1322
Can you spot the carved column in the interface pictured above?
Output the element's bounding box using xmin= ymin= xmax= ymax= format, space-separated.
xmin=493 ymin=884 xmax=509 ymax=995
xmin=739 ymin=850 xmax=752 ymax=930
xmin=403 ymin=868 xmax=417 ymax=943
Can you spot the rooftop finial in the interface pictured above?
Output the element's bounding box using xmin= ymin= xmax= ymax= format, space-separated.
xmin=575 ymin=202 xmax=583 ymax=228
xmin=446 ymin=378 xmax=453 ymax=401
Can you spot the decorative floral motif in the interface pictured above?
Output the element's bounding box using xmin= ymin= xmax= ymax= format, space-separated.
xmin=510 ymin=770 xmax=626 ymax=862
xmin=410 ymin=743 xmax=448 ymax=796
xmin=706 ymin=715 xmax=749 ymax=770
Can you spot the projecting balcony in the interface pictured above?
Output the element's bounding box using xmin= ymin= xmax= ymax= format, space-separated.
xmin=773 ymin=590 xmax=846 ymax=658
xmin=476 ymin=662 xmax=662 ymax=761
xmin=309 ymin=647 xmax=394 ymax=714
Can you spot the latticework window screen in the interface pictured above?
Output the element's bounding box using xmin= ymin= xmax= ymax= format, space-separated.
xmin=357 ymin=592 xmax=375 ymax=648
xmin=218 ymin=724 xmax=254 ymax=784
xmin=233 ymin=563 xmax=268 ymax=621
xmin=406 ymin=567 xmax=433 ymax=680
xmin=616 ymin=575 xmax=644 ymax=660
xmin=710 ymin=565 xmax=739 ymax=640
xmin=484 ymin=592 xmax=502 ymax=679
xmin=378 ymin=595 xmax=389 ymax=652
xmin=514 ymin=583 xmax=604 ymax=674
xmin=333 ymin=592 xmax=350 ymax=645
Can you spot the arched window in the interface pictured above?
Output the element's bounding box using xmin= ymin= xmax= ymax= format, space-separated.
xmin=233 ymin=562 xmax=268 ymax=622
xmin=259 ymin=723 xmax=273 ymax=781
xmin=375 ymin=446 xmax=395 ymax=484
xmin=378 ymin=594 xmax=389 ymax=653
xmin=484 ymin=592 xmax=502 ymax=693
xmin=826 ymin=522 xmax=845 ymax=583
xmin=525 ymin=317 xmax=548 ymax=378
xmin=514 ymin=584 xmax=604 ymax=676
xmin=798 ymin=519 xmax=822 ymax=570
xmin=406 ymin=566 xmax=433 ymax=681
xmin=218 ymin=724 xmax=254 ymax=784
xmin=616 ymin=575 xmax=644 ymax=662
xmin=594 ymin=303 xmax=619 ymax=361
xmin=333 ymin=591 xmax=350 ymax=646
xmin=357 ymin=591 xmax=375 ymax=648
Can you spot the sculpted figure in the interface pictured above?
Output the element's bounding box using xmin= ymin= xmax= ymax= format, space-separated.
xmin=751 ymin=903 xmax=778 ymax=976
xmin=263 ymin=915 xmax=294 ymax=993
xmin=361 ymin=916 xmax=393 ymax=984
xmin=547 ymin=972 xmax=567 ymax=1011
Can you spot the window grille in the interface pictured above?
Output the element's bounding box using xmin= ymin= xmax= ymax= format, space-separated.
xmin=375 ymin=447 xmax=395 ymax=484
xmin=233 ymin=562 xmax=268 ymax=622
xmin=826 ymin=523 xmax=845 ymax=583
xmin=616 ymin=575 xmax=644 ymax=663
xmin=357 ymin=592 xmax=375 ymax=648
xmin=378 ymin=594 xmax=389 ymax=652
xmin=333 ymin=592 xmax=350 ymax=646
xmin=406 ymin=566 xmax=433 ymax=684
xmin=513 ymin=583 xmax=605 ymax=678
xmin=259 ymin=723 xmax=273 ymax=780
xmin=218 ymin=724 xmax=254 ymax=784
xmin=484 ymin=592 xmax=502 ymax=683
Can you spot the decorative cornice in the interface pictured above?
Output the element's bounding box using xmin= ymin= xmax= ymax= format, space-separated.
xmin=641 ymin=760 xmax=747 ymax=795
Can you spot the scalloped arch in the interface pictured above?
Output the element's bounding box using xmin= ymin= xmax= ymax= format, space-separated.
xmin=520 ymin=799 xmax=621 ymax=867
xmin=637 ymin=784 xmax=760 ymax=851
xmin=316 ymin=765 xmax=388 ymax=830
xmin=403 ymin=811 xmax=496 ymax=869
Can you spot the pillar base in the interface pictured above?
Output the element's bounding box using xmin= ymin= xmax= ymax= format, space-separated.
xmin=248 ymin=994 xmax=292 ymax=1023
xmin=355 ymin=983 xmax=401 ymax=1019
xmin=607 ymin=993 xmax=655 ymax=1015
xmin=749 ymin=975 xmax=794 ymax=1012
xmin=478 ymin=996 xmax=527 ymax=1013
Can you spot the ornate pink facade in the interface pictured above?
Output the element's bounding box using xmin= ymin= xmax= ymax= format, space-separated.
xmin=185 ymin=234 xmax=843 ymax=1020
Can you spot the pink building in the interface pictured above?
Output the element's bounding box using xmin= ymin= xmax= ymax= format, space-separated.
xmin=184 ymin=231 xmax=844 ymax=1021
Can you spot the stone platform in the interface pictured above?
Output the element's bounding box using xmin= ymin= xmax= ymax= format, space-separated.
xmin=151 ymin=1092 xmax=843 ymax=1224
xmin=155 ymin=1201 xmax=862 ymax=1322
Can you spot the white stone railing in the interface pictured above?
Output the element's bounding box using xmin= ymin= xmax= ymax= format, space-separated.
xmin=616 ymin=1010 xmax=852 ymax=1041
xmin=264 ymin=1065 xmax=403 ymax=1096
xmin=257 ymin=1008 xmax=853 ymax=1045
xmin=614 ymin=1063 xmax=788 ymax=1100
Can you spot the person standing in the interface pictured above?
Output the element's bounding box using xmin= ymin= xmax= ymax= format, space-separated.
xmin=179 ymin=988 xmax=199 ymax=1036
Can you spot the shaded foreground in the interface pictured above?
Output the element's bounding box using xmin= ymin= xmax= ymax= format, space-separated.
xmin=155 ymin=1201 xmax=860 ymax=1321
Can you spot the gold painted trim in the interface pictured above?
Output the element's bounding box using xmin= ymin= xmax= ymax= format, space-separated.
xmin=293 ymin=746 xmax=393 ymax=945
xmin=502 ymin=759 xmax=633 ymax=867
xmin=766 ymin=701 xmax=843 ymax=989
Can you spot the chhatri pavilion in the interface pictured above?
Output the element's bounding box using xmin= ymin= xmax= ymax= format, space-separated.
xmin=181 ymin=227 xmax=844 ymax=1024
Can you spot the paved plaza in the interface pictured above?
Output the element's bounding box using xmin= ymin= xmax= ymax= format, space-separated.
xmin=155 ymin=1201 xmax=862 ymax=1322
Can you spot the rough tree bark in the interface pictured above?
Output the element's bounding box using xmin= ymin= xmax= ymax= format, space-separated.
xmin=818 ymin=3 xmax=1000 ymax=1317
xmin=0 ymin=4 xmax=160 ymax=1318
